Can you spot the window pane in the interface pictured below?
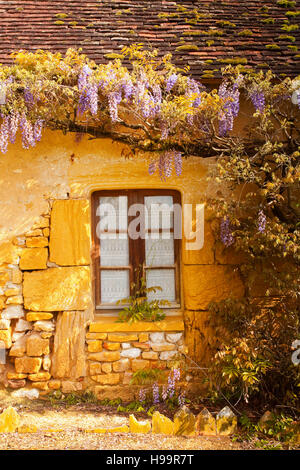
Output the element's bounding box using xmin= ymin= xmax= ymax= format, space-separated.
xmin=145 ymin=233 xmax=174 ymax=266
xmin=101 ymin=270 xmax=129 ymax=304
xmin=145 ymin=196 xmax=174 ymax=230
xmin=100 ymin=235 xmax=129 ymax=266
xmin=146 ymin=269 xmax=176 ymax=302
xmin=98 ymin=196 xmax=128 ymax=232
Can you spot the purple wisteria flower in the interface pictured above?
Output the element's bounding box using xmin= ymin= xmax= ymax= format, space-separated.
xmin=0 ymin=117 xmax=9 ymax=153
xmin=149 ymin=150 xmax=182 ymax=180
xmin=108 ymin=92 xmax=118 ymax=122
xmin=166 ymin=73 xmax=178 ymax=93
xmin=185 ymin=78 xmax=202 ymax=107
xmin=138 ymin=388 xmax=146 ymax=403
xmin=167 ymin=373 xmax=175 ymax=399
xmin=162 ymin=386 xmax=168 ymax=401
xmin=148 ymin=160 xmax=156 ymax=176
xmin=218 ymin=77 xmax=241 ymax=136
xmin=121 ymin=76 xmax=134 ymax=101
xmin=178 ymin=392 xmax=185 ymax=407
xmin=24 ymin=87 xmax=35 ymax=106
xmin=77 ymin=65 xmax=99 ymax=116
xmin=33 ymin=119 xmax=43 ymax=142
xmin=173 ymin=151 xmax=182 ymax=176
xmin=152 ymin=382 xmax=160 ymax=405
xmin=161 ymin=121 xmax=169 ymax=140
xmin=8 ymin=112 xmax=19 ymax=144
xmin=220 ymin=216 xmax=234 ymax=247
xmin=250 ymin=90 xmax=265 ymax=113
xmin=19 ymin=114 xmax=35 ymax=149
xmin=258 ymin=210 xmax=266 ymax=233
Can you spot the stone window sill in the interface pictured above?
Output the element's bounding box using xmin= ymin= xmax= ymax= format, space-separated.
xmin=89 ymin=314 xmax=184 ymax=333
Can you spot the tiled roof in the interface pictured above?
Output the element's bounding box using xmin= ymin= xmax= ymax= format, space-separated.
xmin=0 ymin=0 xmax=299 ymax=80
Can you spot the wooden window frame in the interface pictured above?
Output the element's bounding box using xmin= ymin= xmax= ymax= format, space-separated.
xmin=91 ymin=189 xmax=181 ymax=311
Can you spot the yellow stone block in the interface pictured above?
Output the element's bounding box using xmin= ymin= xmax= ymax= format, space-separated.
xmin=18 ymin=424 xmax=38 ymax=433
xmin=102 ymin=363 xmax=112 ymax=374
xmin=86 ymin=333 xmax=107 ymax=340
xmin=132 ymin=359 xmax=150 ymax=372
xmin=86 ymin=428 xmax=107 ymax=434
xmin=32 ymin=216 xmax=49 ymax=229
xmin=89 ymin=317 xmax=184 ymax=333
xmin=142 ymin=351 xmax=158 ymax=360
xmin=103 ymin=342 xmax=120 ymax=351
xmin=26 ymin=237 xmax=48 ymax=248
xmin=34 ymin=381 xmax=49 ymax=391
xmin=0 ymin=329 xmax=12 ymax=348
xmin=216 ymin=407 xmax=238 ymax=436
xmin=28 ymin=372 xmax=51 ymax=382
xmin=88 ymin=351 xmax=120 ymax=362
xmin=87 ymin=340 xmax=103 ymax=353
xmin=6 ymin=295 xmax=23 ymax=305
xmin=91 ymin=373 xmax=120 ymax=384
xmin=7 ymin=372 xmax=27 ymax=380
xmin=11 ymin=269 xmax=23 ymax=284
xmin=26 ymin=334 xmax=50 ymax=356
xmin=20 ymin=248 xmax=48 ymax=270
xmin=108 ymin=425 xmax=129 ymax=433
xmin=139 ymin=333 xmax=149 ymax=343
xmin=43 ymin=228 xmax=50 ymax=237
xmin=26 ymin=229 xmax=43 ymax=237
xmin=196 ymin=408 xmax=217 ymax=436
xmin=26 ymin=312 xmax=53 ymax=321
xmin=151 ymin=343 xmax=176 ymax=352
xmin=129 ymin=414 xmax=151 ymax=434
xmin=112 ymin=359 xmax=130 ymax=372
xmin=107 ymin=333 xmax=138 ymax=342
xmin=152 ymin=411 xmax=174 ymax=435
xmin=48 ymin=380 xmax=61 ymax=390
xmin=4 ymin=288 xmax=20 ymax=296
xmin=0 ymin=407 xmax=20 ymax=433
xmin=49 ymin=199 xmax=91 ymax=266
xmin=89 ymin=362 xmax=102 ymax=375
xmin=23 ymin=266 xmax=91 ymax=311
xmin=41 ymin=332 xmax=53 ymax=339
xmin=0 ymin=297 xmax=5 ymax=309
xmin=174 ymin=406 xmax=196 ymax=436
xmin=15 ymin=356 xmax=42 ymax=374
xmin=86 ymin=425 xmax=129 ymax=434
xmin=183 ymin=265 xmax=244 ymax=310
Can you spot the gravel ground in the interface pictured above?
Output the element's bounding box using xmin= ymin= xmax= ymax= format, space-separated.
xmin=0 ymin=397 xmax=245 ymax=451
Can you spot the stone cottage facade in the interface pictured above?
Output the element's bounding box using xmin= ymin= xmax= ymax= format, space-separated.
xmin=0 ymin=0 xmax=299 ymax=399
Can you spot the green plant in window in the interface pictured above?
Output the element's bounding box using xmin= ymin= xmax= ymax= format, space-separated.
xmin=117 ymin=272 xmax=168 ymax=323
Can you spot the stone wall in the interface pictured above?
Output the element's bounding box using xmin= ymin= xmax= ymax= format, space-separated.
xmin=0 ymin=131 xmax=247 ymax=398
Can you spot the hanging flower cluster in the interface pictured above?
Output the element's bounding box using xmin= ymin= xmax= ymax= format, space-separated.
xmin=218 ymin=76 xmax=242 ymax=136
xmin=0 ymin=47 xmax=298 ymax=191
xmin=148 ymin=150 xmax=182 ymax=180
xmin=0 ymin=112 xmax=43 ymax=152
xmin=77 ymin=65 xmax=99 ymax=116
xmin=257 ymin=209 xmax=267 ymax=233
xmin=250 ymin=89 xmax=265 ymax=113
xmin=220 ymin=216 xmax=235 ymax=247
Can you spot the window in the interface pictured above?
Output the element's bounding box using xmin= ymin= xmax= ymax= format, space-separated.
xmin=92 ymin=189 xmax=181 ymax=310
